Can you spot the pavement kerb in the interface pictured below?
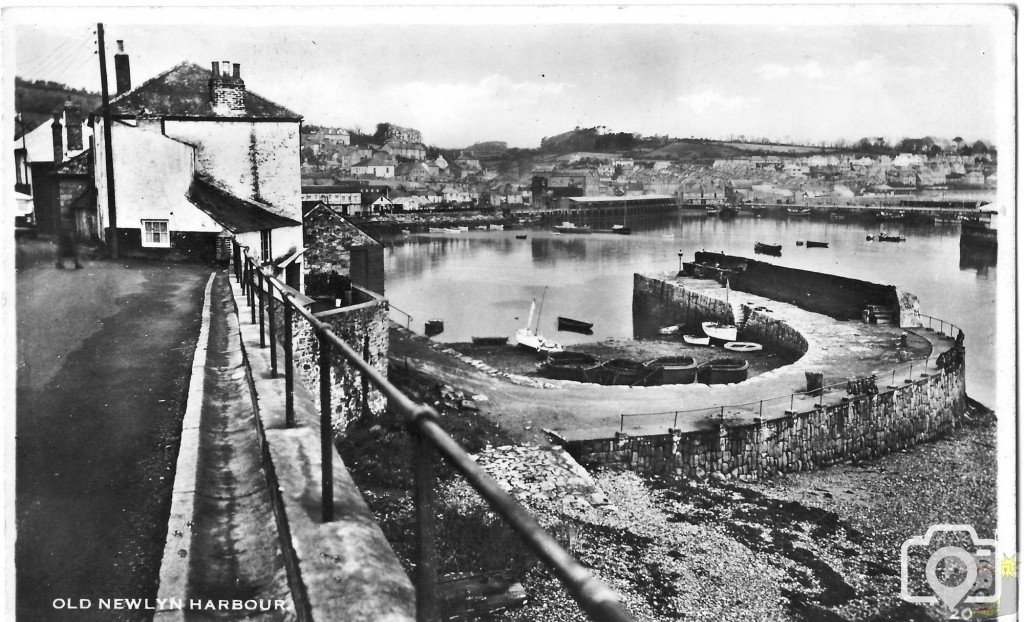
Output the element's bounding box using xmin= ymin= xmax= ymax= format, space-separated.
xmin=153 ymin=272 xmax=215 ymax=619
xmin=226 ymin=271 xmax=416 ymax=622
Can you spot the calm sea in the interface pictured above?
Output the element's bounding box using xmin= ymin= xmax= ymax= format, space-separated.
xmin=383 ymin=213 xmax=1000 ymax=406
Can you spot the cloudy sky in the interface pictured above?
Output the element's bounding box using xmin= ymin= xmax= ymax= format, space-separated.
xmin=9 ymin=6 xmax=1014 ymax=149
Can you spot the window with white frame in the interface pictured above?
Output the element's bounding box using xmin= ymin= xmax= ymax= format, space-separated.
xmin=142 ymin=220 xmax=170 ymax=247
xmin=260 ymin=230 xmax=272 ymax=263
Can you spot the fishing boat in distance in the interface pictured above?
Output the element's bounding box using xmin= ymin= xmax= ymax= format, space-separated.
xmin=787 ymin=207 xmax=811 ymax=216
xmin=512 ymin=289 xmax=563 ymax=354
xmin=805 ymin=240 xmax=829 ymax=248
xmin=553 ymin=221 xmax=592 ymax=234
xmin=515 ymin=234 xmax=528 ymax=240
xmin=702 ymin=321 xmax=738 ymax=343
xmin=557 ymin=317 xmax=594 ymax=334
xmin=754 ymin=242 xmax=782 ymax=256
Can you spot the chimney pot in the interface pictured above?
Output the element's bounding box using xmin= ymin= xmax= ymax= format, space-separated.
xmin=222 ymin=60 xmax=230 ymax=76
xmin=51 ymin=112 xmax=64 ymax=163
xmin=232 ymin=63 xmax=240 ymax=79
xmin=114 ymin=41 xmax=132 ymax=95
xmin=211 ymin=61 xmax=220 ymax=75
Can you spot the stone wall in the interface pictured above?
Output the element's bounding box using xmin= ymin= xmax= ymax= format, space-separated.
xmin=271 ymin=285 xmax=389 ymax=435
xmin=692 ymin=251 xmax=902 ymax=321
xmin=740 ymin=307 xmax=809 ymax=359
xmin=302 ymin=205 xmax=385 ymax=295
xmin=633 ymin=273 xmax=735 ymax=338
xmin=566 ymin=349 xmax=967 ymax=481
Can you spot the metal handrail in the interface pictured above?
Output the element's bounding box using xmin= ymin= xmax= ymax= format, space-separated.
xmin=231 ymin=240 xmax=634 ymax=622
xmin=620 ymin=319 xmax=964 ymax=431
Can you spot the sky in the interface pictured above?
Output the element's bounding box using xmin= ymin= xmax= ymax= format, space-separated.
xmin=8 ymin=6 xmax=1014 ymax=149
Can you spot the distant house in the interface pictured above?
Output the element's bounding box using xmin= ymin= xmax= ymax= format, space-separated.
xmin=13 ymin=107 xmax=92 ymax=234
xmin=395 ymin=161 xmax=434 ymax=182
xmin=93 ymin=56 xmax=304 ymax=288
xmin=382 ymin=140 xmax=426 ymax=160
xmin=351 ymin=153 xmax=396 ymax=178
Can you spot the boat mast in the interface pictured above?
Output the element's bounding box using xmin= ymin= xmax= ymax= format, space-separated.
xmin=535 ymin=286 xmax=549 ymax=335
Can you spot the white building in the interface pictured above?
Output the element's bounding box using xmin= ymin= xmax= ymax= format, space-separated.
xmin=94 ymin=58 xmax=304 ymax=287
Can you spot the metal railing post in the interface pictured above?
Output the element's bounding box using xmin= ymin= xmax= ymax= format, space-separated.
xmin=790 ymin=393 xmax=795 ymax=411
xmin=258 ymin=270 xmax=266 ymax=348
xmin=361 ymin=334 xmax=371 ymax=420
xmin=248 ymin=263 xmax=256 ymax=326
xmin=673 ymin=411 xmax=679 ymax=428
xmin=319 ymin=333 xmax=334 ymax=522
xmin=620 ymin=414 xmax=625 ymax=432
xmin=759 ymin=400 xmax=763 ymax=417
xmin=284 ymin=301 xmax=295 ymax=428
xmin=411 ymin=425 xmax=439 ymax=622
xmin=268 ymin=288 xmax=278 ymax=377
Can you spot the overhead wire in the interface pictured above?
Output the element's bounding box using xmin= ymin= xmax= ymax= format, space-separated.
xmin=24 ymin=31 xmax=95 ymax=82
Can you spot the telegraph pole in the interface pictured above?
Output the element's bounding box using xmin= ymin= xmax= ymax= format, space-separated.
xmin=97 ymin=23 xmax=118 ymax=259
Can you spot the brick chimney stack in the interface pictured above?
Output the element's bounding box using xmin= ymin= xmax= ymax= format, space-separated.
xmin=65 ymin=105 xmax=84 ymax=151
xmin=209 ymin=60 xmax=246 ymax=116
xmin=51 ymin=110 xmax=63 ymax=163
xmin=114 ymin=40 xmax=131 ymax=95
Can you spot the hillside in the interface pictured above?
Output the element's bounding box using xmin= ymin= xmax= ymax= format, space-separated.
xmin=15 ymin=77 xmax=100 ymax=137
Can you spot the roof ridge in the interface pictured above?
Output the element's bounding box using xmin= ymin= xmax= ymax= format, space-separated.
xmin=108 ymin=60 xmax=195 ymax=108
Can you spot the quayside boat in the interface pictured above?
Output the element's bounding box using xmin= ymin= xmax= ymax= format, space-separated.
xmin=515 ymin=234 xmax=528 ymax=240
xmin=876 ymin=210 xmax=906 ymax=221
xmin=723 ymin=341 xmax=762 ymax=352
xmin=471 ymin=336 xmax=508 ymax=345
xmin=754 ymin=242 xmax=782 ymax=256
xmin=645 ymin=356 xmax=698 ymax=385
xmin=805 ymin=240 xmax=829 ymax=248
xmin=557 ymin=316 xmax=594 ymax=333
xmin=786 ymin=207 xmax=811 ymax=216
xmin=702 ymin=321 xmax=738 ymax=343
xmin=595 ymin=224 xmax=632 ymax=235
xmin=553 ymin=221 xmax=592 ymax=234
xmin=596 ymin=359 xmax=648 ymax=385
xmin=425 ymin=319 xmax=445 ymax=337
xmin=512 ymin=288 xmax=563 ymax=355
xmin=488 ymin=224 xmax=505 ymax=230
xmin=537 ymin=352 xmax=600 ymax=382
xmin=428 ymin=227 xmax=447 ymax=233
xmin=659 ymin=325 xmax=681 ymax=335
xmin=683 ymin=334 xmax=711 ymax=346
xmin=697 ymin=358 xmax=750 ymax=384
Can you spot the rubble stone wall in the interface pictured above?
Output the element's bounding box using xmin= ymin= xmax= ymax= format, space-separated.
xmin=632 ymin=273 xmax=735 ymax=337
xmin=270 ymin=285 xmax=389 ymax=435
xmin=567 ymin=356 xmax=966 ymax=481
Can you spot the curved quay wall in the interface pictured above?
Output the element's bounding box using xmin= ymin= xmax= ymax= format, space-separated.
xmin=571 ymin=273 xmax=967 ymax=482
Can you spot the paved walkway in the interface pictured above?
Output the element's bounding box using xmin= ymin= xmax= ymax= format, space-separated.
xmin=16 ymin=247 xmax=211 ymax=621
xmin=178 ymin=273 xmax=294 ymax=620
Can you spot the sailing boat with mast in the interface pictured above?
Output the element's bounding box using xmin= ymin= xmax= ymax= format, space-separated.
xmin=512 ymin=287 xmax=563 ymax=354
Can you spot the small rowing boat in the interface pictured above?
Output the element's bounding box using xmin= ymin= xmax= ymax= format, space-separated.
xmin=702 ymin=322 xmax=738 ymax=343
xmin=557 ymin=316 xmax=594 ymax=333
xmin=471 ymin=336 xmax=507 ymax=345
xmin=683 ymin=334 xmax=711 ymax=346
xmin=805 ymin=240 xmax=829 ymax=248
xmin=723 ymin=341 xmax=763 ymax=352
xmin=659 ymin=325 xmax=681 ymax=335
xmin=697 ymin=358 xmax=750 ymax=384
xmin=553 ymin=222 xmax=592 ymax=234
xmin=754 ymin=242 xmax=782 ymax=256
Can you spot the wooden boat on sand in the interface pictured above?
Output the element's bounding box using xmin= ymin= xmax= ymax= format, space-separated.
xmin=697 ymin=358 xmax=750 ymax=384
xmin=755 ymin=242 xmax=782 ymax=256
xmin=557 ymin=317 xmax=594 ymax=333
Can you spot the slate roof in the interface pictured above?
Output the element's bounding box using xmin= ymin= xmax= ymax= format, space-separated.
xmin=55 ymin=149 xmax=91 ymax=175
xmin=187 ymin=174 xmax=300 ymax=233
xmin=108 ymin=62 xmax=300 ymax=121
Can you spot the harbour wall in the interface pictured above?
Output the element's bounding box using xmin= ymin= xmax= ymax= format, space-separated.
xmin=566 ymin=360 xmax=966 ymax=480
xmin=632 ymin=273 xmax=809 ymax=359
xmin=690 ymin=251 xmax=910 ymax=322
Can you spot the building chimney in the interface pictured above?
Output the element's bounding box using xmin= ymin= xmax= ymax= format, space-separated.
xmin=65 ymin=105 xmax=84 ymax=151
xmin=51 ymin=110 xmax=63 ymax=163
xmin=209 ymin=60 xmax=246 ymax=116
xmin=114 ymin=40 xmax=131 ymax=95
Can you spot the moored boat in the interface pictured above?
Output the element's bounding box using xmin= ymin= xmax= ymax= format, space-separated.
xmin=596 ymin=359 xmax=647 ymax=385
xmin=723 ymin=341 xmax=763 ymax=352
xmin=611 ymin=224 xmax=631 ymax=235
xmin=805 ymin=240 xmax=829 ymax=248
xmin=512 ymin=289 xmax=563 ymax=354
xmin=553 ymin=221 xmax=592 ymax=234
xmin=515 ymin=234 xmax=528 ymax=239
xmin=557 ymin=316 xmax=594 ymax=333
xmin=754 ymin=242 xmax=782 ymax=256
xmin=702 ymin=321 xmax=738 ymax=343
xmin=697 ymin=358 xmax=750 ymax=384
xmin=683 ymin=334 xmax=711 ymax=346
xmin=537 ymin=352 xmax=600 ymax=382
xmin=425 ymin=319 xmax=445 ymax=336
xmin=646 ymin=356 xmax=698 ymax=385
xmin=659 ymin=325 xmax=681 ymax=335
xmin=787 ymin=207 xmax=811 ymax=216
xmin=471 ymin=336 xmax=508 ymax=345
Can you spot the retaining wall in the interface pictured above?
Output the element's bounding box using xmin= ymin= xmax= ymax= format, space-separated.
xmin=566 ymin=345 xmax=967 ymax=481
xmin=633 ymin=273 xmax=809 ymax=358
xmin=270 ymin=285 xmax=389 ymax=435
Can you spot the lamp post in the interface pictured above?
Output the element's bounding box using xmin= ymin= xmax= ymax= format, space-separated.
xmin=677 ymin=250 xmax=684 ymax=273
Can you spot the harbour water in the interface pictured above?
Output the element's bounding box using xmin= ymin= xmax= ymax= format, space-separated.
xmin=384 ymin=213 xmax=999 ymax=406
